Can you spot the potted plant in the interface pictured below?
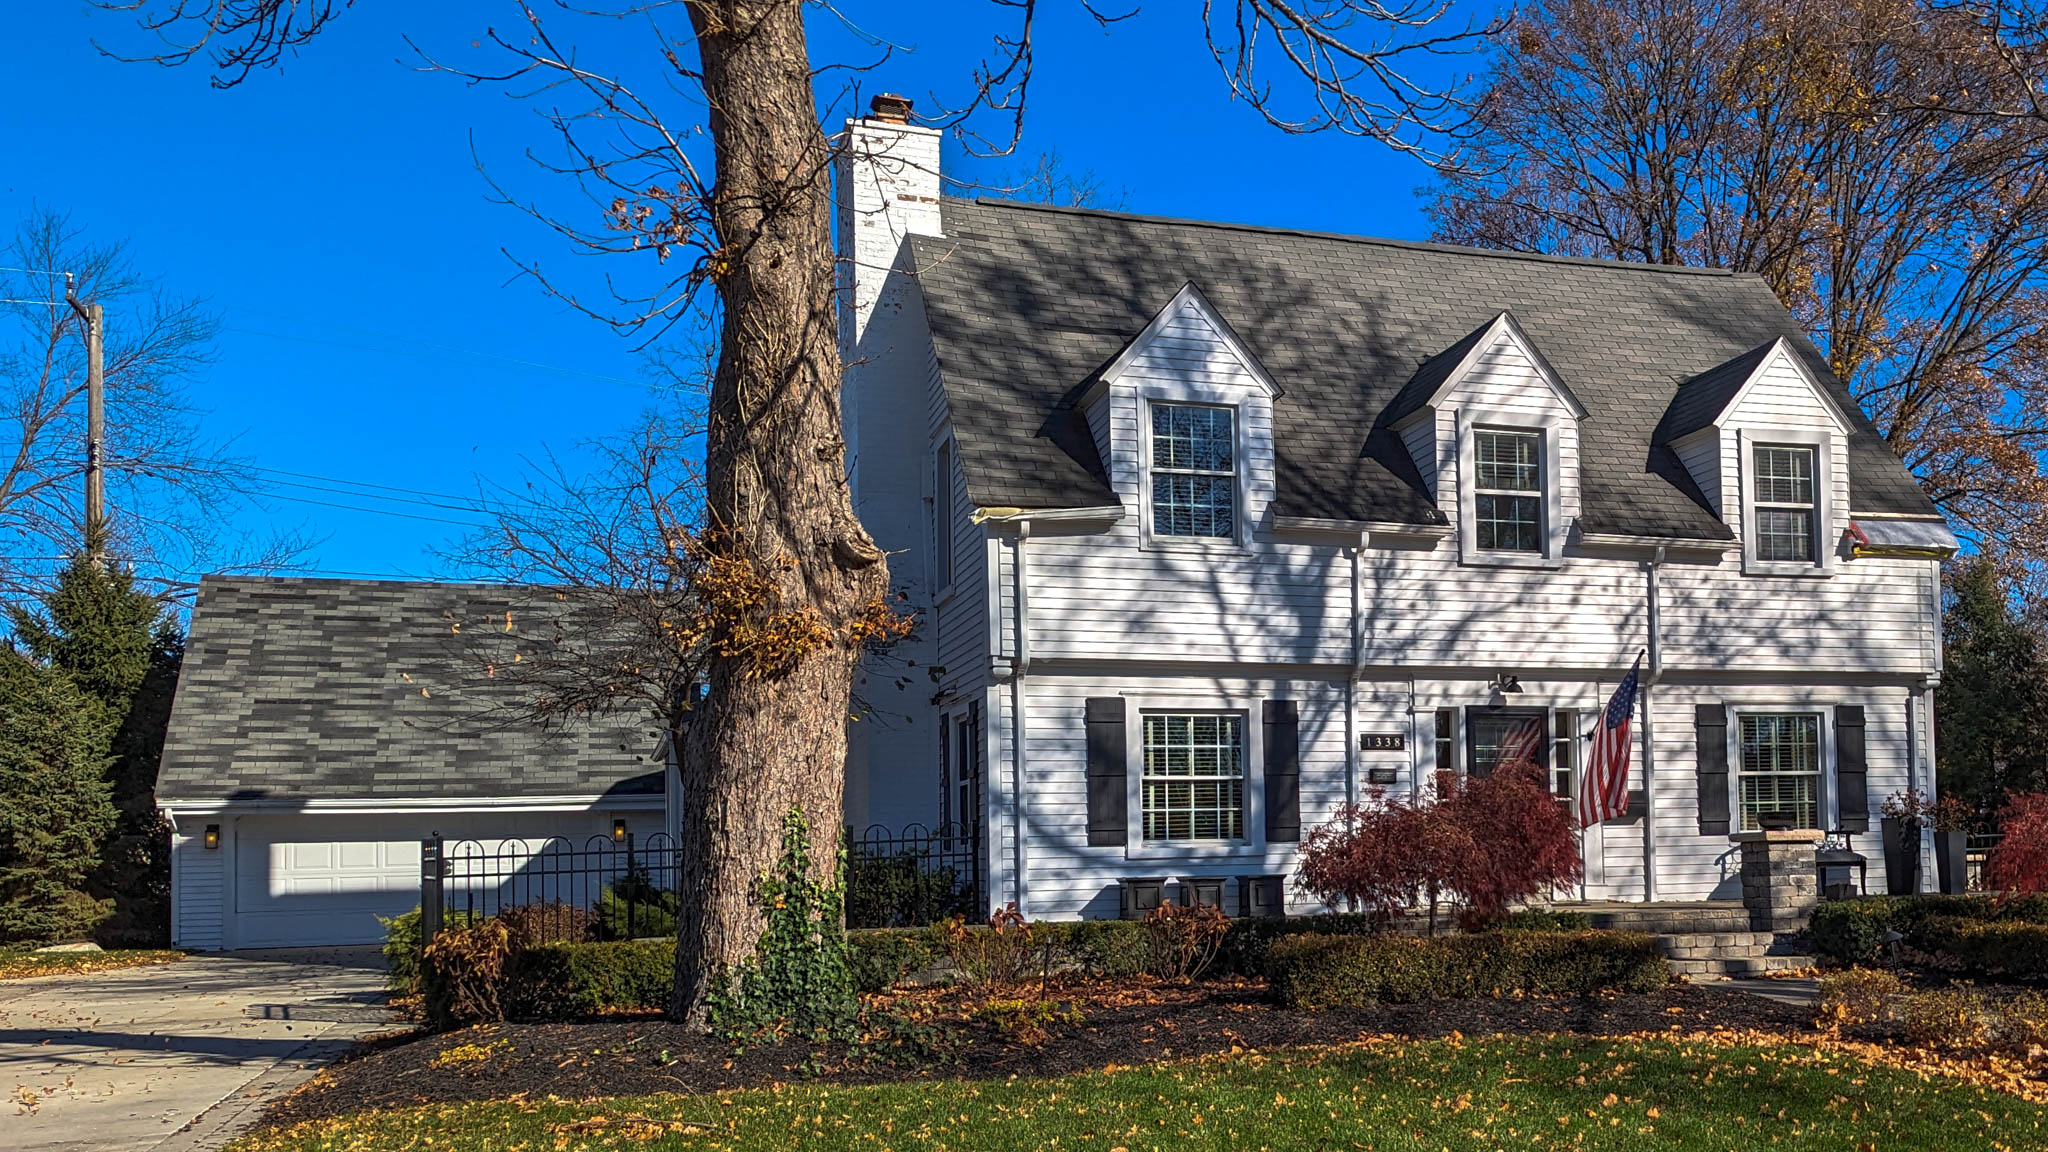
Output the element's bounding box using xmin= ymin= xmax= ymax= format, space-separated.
xmin=1933 ymin=795 xmax=1975 ymax=895
xmin=1880 ymin=789 xmax=1929 ymax=895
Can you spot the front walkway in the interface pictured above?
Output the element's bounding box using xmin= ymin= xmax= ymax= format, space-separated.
xmin=0 ymin=949 xmax=393 ymax=1152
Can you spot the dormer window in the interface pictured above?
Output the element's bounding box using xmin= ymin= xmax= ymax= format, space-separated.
xmin=1150 ymin=403 xmax=1237 ymax=538
xmin=1752 ymin=445 xmax=1817 ymax=563
xmin=1473 ymin=429 xmax=1544 ymax=553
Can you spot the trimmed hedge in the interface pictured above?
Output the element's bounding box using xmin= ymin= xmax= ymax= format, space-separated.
xmin=1810 ymin=895 xmax=2048 ymax=968
xmin=848 ymin=928 xmax=943 ymax=993
xmin=508 ymin=939 xmax=673 ymax=1018
xmin=1265 ymin=930 xmax=1669 ymax=1009
xmin=1913 ymin=916 xmax=2048 ymax=980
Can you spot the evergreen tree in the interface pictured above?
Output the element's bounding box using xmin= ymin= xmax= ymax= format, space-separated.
xmin=1939 ymin=559 xmax=2048 ymax=809
xmin=0 ymin=646 xmax=113 ymax=942
xmin=7 ymin=537 xmax=183 ymax=944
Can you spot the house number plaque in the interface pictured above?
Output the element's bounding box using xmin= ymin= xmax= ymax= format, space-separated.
xmin=1359 ymin=733 xmax=1406 ymax=751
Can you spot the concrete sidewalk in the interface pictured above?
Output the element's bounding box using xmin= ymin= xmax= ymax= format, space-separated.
xmin=1 ymin=950 xmax=395 ymax=1152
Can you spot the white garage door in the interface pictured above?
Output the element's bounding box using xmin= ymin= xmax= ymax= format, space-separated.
xmin=230 ymin=812 xmax=631 ymax=948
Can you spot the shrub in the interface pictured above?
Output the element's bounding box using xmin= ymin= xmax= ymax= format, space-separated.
xmin=1142 ymin=902 xmax=1229 ymax=981
xmin=595 ymin=866 xmax=679 ymax=940
xmin=1216 ymin=912 xmax=1385 ymax=977
xmin=1809 ymin=900 xmax=1899 ymax=966
xmin=379 ymin=907 xmax=426 ymax=996
xmin=1498 ymin=908 xmax=1594 ymax=932
xmin=0 ymin=649 xmax=115 ymax=944
xmin=420 ymin=919 xmax=514 ymax=1030
xmin=847 ymin=928 xmax=942 ymax=994
xmin=939 ymin=904 xmax=1048 ymax=986
xmin=509 ymin=939 xmax=672 ymax=1018
xmin=973 ymin=998 xmax=1083 ymax=1046
xmin=1988 ymin=792 xmax=2048 ymax=895
xmin=1816 ymin=967 xmax=1904 ymax=1031
xmin=1297 ymin=766 xmax=1582 ymax=933
xmin=845 ymin=851 xmax=967 ymax=929
xmin=1913 ymin=915 xmax=2048 ymax=979
xmin=1903 ymin=987 xmax=1993 ymax=1052
xmin=1994 ymin=990 xmax=2048 ymax=1054
xmin=1064 ymin=918 xmax=1152 ymax=978
xmin=1264 ymin=930 xmax=1667 ymax=1009
xmin=498 ymin=900 xmax=596 ymax=950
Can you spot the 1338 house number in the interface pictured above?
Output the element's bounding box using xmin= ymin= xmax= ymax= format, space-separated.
xmin=1359 ymin=733 xmax=1405 ymax=751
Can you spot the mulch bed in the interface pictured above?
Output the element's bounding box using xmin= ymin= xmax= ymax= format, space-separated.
xmin=263 ymin=978 xmax=1811 ymax=1129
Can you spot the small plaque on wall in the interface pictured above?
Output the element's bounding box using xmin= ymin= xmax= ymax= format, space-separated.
xmin=1366 ymin=766 xmax=1400 ymax=785
xmin=1360 ymin=733 xmax=1406 ymax=751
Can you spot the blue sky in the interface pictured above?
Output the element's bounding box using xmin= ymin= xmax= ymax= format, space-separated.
xmin=0 ymin=3 xmax=1467 ymax=586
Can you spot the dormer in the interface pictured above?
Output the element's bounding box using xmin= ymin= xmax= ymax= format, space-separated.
xmin=1659 ymin=338 xmax=1855 ymax=576
xmin=1077 ymin=283 xmax=1281 ymax=550
xmin=1385 ymin=312 xmax=1586 ymax=567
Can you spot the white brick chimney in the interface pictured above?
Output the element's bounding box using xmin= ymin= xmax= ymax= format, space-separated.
xmin=835 ymin=93 xmax=943 ymax=349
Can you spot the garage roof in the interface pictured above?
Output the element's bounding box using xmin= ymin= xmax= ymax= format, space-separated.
xmin=158 ymin=575 xmax=664 ymax=804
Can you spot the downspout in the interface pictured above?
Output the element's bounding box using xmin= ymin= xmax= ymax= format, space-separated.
xmin=1641 ymin=545 xmax=1666 ymax=904
xmin=1346 ymin=538 xmax=1364 ymax=811
xmin=1010 ymin=521 xmax=1032 ymax=916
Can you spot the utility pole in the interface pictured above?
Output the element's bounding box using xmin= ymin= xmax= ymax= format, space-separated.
xmin=63 ymin=274 xmax=105 ymax=560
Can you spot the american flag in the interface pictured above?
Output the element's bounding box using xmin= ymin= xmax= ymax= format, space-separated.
xmin=1577 ymin=655 xmax=1643 ymax=828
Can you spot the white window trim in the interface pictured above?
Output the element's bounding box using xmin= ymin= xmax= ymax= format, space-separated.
xmin=1736 ymin=426 xmax=1839 ymax=577
xmin=1122 ymin=693 xmax=1266 ymax=861
xmin=932 ymin=433 xmax=959 ymax=604
xmin=1139 ymin=389 xmax=1254 ymax=554
xmin=1726 ymin=705 xmax=1835 ymax=833
xmin=1454 ymin=408 xmax=1567 ymax=568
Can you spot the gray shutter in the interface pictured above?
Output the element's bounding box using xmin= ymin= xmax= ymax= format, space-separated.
xmin=1835 ymin=704 xmax=1869 ymax=832
xmin=1085 ymin=697 xmax=1127 ymax=847
xmin=1696 ymin=704 xmax=1731 ymax=836
xmin=1264 ymin=699 xmax=1301 ymax=842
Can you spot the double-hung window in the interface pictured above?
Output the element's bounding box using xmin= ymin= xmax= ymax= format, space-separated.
xmin=1140 ymin=713 xmax=1245 ymax=842
xmin=1752 ymin=445 xmax=1818 ymax=563
xmin=1151 ymin=403 xmax=1236 ymax=539
xmin=1473 ymin=429 xmax=1543 ymax=553
xmin=1550 ymin=709 xmax=1578 ymax=799
xmin=1737 ymin=713 xmax=1822 ymax=831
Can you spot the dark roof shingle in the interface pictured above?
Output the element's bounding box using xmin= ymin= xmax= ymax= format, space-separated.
xmin=159 ymin=576 xmax=662 ymax=803
xmin=911 ymin=199 xmax=1937 ymax=536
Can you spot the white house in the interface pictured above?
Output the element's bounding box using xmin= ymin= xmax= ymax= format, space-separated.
xmin=836 ymin=97 xmax=1958 ymax=920
xmin=159 ymin=576 xmax=674 ymax=950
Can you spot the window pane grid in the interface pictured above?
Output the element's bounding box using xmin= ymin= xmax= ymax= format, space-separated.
xmin=1752 ymin=445 xmax=1818 ymax=563
xmin=1141 ymin=713 xmax=1245 ymax=842
xmin=1152 ymin=405 xmax=1236 ymax=539
xmin=1473 ymin=430 xmax=1543 ymax=553
xmin=1737 ymin=713 xmax=1821 ymax=831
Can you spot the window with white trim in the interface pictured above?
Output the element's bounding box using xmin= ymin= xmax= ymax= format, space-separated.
xmin=1752 ymin=445 xmax=1818 ymax=563
xmin=1737 ymin=712 xmax=1822 ymax=831
xmin=1550 ymin=708 xmax=1578 ymax=799
xmin=1141 ymin=712 xmax=1245 ymax=841
xmin=1472 ymin=429 xmax=1543 ymax=552
xmin=1150 ymin=403 xmax=1236 ymax=538
xmin=934 ymin=441 xmax=955 ymax=589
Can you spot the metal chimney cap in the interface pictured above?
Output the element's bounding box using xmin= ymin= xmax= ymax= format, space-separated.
xmin=869 ymin=93 xmax=914 ymax=124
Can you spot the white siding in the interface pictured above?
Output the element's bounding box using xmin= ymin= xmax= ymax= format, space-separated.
xmin=1399 ymin=415 xmax=1438 ymax=498
xmin=170 ymin=827 xmax=223 ymax=951
xmin=1719 ymin=350 xmax=1852 ymax=547
xmin=1673 ymin=431 xmax=1722 ymax=516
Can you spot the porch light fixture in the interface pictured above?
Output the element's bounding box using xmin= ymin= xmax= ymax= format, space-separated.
xmin=203 ymin=824 xmax=220 ymax=850
xmin=612 ymin=819 xmax=628 ymax=843
xmin=1488 ymin=672 xmax=1523 ymax=695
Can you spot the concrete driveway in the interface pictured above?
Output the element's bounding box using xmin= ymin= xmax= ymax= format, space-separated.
xmin=0 ymin=950 xmax=394 ymax=1152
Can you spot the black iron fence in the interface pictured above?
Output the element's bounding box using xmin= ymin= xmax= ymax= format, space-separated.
xmin=422 ymin=833 xmax=680 ymax=942
xmin=420 ymin=821 xmax=981 ymax=940
xmin=1966 ymin=831 xmax=2005 ymax=893
xmin=845 ymin=822 xmax=981 ymax=929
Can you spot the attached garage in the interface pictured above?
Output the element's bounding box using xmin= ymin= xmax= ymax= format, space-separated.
xmin=159 ymin=576 xmax=670 ymax=952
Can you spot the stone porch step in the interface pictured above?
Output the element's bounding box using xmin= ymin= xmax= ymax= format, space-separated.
xmin=1566 ymin=901 xmax=1754 ymax=936
xmin=1654 ymin=930 xmax=1813 ymax=978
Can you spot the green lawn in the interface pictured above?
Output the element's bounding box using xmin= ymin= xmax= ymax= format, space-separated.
xmin=0 ymin=947 xmax=182 ymax=980
xmin=234 ymin=1033 xmax=2047 ymax=1151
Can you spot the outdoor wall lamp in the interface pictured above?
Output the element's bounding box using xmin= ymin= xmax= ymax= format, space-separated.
xmin=1489 ymin=672 xmax=1523 ymax=695
xmin=612 ymin=819 xmax=628 ymax=843
xmin=203 ymin=824 xmax=220 ymax=850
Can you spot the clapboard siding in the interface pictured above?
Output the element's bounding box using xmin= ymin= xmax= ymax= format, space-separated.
xmin=1436 ymin=336 xmax=1582 ymax=524
xmin=1013 ymin=674 xmax=1349 ymax=919
xmin=171 ymin=828 xmax=223 ymax=950
xmin=1673 ymin=433 xmax=1723 ymax=516
xmin=1719 ymin=351 xmax=1852 ymax=543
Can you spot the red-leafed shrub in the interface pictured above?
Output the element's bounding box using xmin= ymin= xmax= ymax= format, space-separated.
xmin=1298 ymin=766 xmax=1583 ymax=932
xmin=1444 ymin=764 xmax=1584 ymax=928
xmin=1988 ymin=791 xmax=2048 ymax=894
xmin=1298 ymin=794 xmax=1473 ymax=932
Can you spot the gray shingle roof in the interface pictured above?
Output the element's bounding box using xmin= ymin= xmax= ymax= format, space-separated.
xmin=1657 ymin=340 xmax=1783 ymax=443
xmin=911 ymin=199 xmax=1937 ymax=537
xmin=158 ymin=575 xmax=663 ymax=803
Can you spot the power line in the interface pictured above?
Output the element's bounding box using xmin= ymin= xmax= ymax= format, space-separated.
xmin=261 ymin=476 xmax=491 ymax=515
xmin=227 ymin=317 xmax=649 ymax=389
xmin=256 ymin=489 xmax=491 ymax=528
xmin=244 ymin=464 xmax=491 ymax=505
xmin=0 ymin=266 xmax=65 ymax=278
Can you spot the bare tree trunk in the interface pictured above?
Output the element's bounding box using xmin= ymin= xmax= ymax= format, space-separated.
xmin=672 ymin=0 xmax=886 ymax=1025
